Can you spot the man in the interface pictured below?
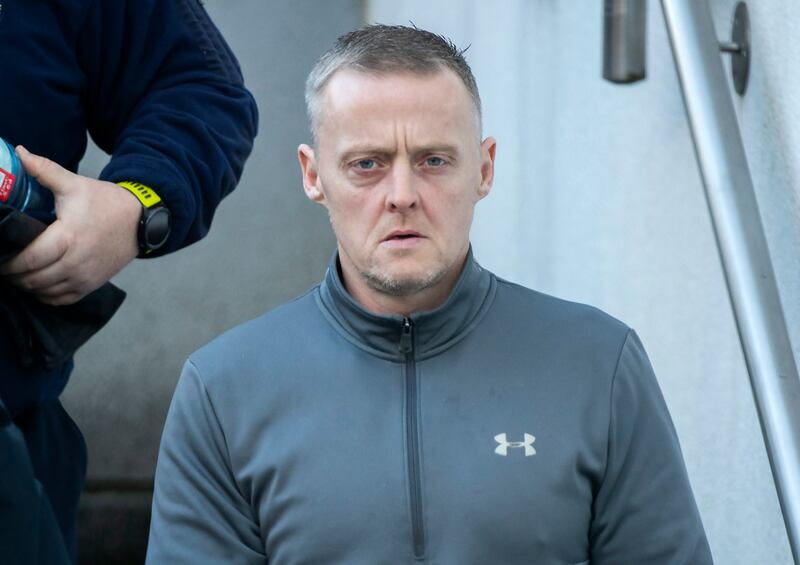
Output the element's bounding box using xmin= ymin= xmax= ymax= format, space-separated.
xmin=0 ymin=398 xmax=69 ymax=564
xmin=148 ymin=25 xmax=712 ymax=564
xmin=0 ymin=0 xmax=257 ymax=560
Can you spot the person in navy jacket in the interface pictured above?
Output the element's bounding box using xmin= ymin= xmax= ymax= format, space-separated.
xmin=0 ymin=0 xmax=258 ymax=560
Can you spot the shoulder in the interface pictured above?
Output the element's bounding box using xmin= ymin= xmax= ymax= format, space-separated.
xmin=493 ymin=276 xmax=629 ymax=340
xmin=187 ymin=286 xmax=323 ymax=384
xmin=483 ymin=276 xmax=633 ymax=381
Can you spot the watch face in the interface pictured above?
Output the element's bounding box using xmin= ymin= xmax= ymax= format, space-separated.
xmin=144 ymin=207 xmax=171 ymax=250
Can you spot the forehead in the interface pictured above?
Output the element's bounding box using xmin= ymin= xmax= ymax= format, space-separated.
xmin=317 ymin=69 xmax=479 ymax=153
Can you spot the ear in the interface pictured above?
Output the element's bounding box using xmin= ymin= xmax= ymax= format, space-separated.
xmin=298 ymin=144 xmax=325 ymax=203
xmin=477 ymin=137 xmax=496 ymax=200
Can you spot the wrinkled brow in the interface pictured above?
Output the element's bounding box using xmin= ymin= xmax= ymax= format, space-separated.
xmin=338 ymin=144 xmax=461 ymax=164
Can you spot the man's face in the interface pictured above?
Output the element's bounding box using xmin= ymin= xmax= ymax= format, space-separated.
xmin=299 ymin=68 xmax=495 ymax=311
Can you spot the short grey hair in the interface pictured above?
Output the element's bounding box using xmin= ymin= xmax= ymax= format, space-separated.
xmin=305 ymin=24 xmax=482 ymax=142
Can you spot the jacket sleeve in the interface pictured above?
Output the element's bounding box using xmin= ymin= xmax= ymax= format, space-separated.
xmin=147 ymin=360 xmax=264 ymax=564
xmin=76 ymin=0 xmax=259 ymax=255
xmin=589 ymin=331 xmax=714 ymax=564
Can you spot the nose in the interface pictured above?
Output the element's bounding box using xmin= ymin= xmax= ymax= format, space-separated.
xmin=385 ymin=163 xmax=419 ymax=212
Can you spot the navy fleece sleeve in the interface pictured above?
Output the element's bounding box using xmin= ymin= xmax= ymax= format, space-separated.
xmin=147 ymin=360 xmax=264 ymax=564
xmin=590 ymin=331 xmax=714 ymax=564
xmin=77 ymin=0 xmax=258 ymax=255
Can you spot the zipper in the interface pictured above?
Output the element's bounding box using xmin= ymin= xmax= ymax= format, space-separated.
xmin=400 ymin=317 xmax=425 ymax=560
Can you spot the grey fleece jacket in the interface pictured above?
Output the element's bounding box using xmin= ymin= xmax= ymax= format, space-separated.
xmin=147 ymin=251 xmax=712 ymax=564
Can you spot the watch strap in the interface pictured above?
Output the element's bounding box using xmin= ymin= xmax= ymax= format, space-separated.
xmin=116 ymin=181 xmax=170 ymax=256
xmin=116 ymin=181 xmax=162 ymax=208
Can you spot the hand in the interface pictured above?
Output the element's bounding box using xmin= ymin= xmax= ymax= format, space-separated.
xmin=0 ymin=146 xmax=140 ymax=305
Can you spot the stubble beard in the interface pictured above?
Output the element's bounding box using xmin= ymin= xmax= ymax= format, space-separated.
xmin=330 ymin=211 xmax=453 ymax=299
xmin=360 ymin=264 xmax=448 ymax=298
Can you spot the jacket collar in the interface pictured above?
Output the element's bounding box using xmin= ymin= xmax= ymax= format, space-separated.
xmin=317 ymin=247 xmax=496 ymax=360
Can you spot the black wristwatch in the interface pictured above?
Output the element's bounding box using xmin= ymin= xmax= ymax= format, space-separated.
xmin=117 ymin=181 xmax=171 ymax=256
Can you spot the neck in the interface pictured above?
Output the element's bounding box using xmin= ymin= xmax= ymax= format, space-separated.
xmin=340 ymin=251 xmax=469 ymax=317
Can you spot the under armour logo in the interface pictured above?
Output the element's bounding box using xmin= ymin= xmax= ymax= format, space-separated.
xmin=494 ymin=433 xmax=536 ymax=456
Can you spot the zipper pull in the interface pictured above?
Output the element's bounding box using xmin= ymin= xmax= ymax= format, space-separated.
xmin=399 ymin=317 xmax=413 ymax=353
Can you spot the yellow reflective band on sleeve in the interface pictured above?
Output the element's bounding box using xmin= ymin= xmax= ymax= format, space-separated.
xmin=116 ymin=181 xmax=162 ymax=208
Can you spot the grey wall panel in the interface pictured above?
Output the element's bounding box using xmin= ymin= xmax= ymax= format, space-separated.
xmin=64 ymin=0 xmax=362 ymax=481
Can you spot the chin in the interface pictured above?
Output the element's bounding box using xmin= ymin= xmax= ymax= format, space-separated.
xmin=362 ymin=264 xmax=447 ymax=298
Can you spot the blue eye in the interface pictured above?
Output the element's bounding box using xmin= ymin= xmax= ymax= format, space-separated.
xmin=426 ymin=156 xmax=445 ymax=166
xmin=355 ymin=159 xmax=376 ymax=170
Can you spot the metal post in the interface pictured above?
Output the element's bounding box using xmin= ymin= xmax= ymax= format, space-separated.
xmin=602 ymin=0 xmax=647 ymax=83
xmin=661 ymin=1 xmax=800 ymax=562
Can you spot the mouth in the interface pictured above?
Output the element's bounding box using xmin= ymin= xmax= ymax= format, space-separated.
xmin=383 ymin=230 xmax=423 ymax=242
xmin=381 ymin=230 xmax=425 ymax=248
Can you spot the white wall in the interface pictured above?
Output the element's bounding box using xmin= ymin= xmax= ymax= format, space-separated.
xmin=367 ymin=1 xmax=799 ymax=563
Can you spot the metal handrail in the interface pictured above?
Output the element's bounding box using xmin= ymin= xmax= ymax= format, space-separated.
xmin=660 ymin=1 xmax=800 ymax=562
